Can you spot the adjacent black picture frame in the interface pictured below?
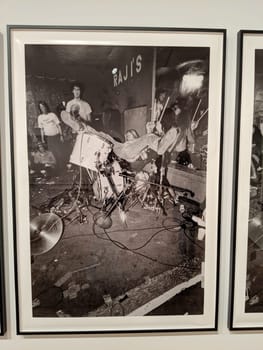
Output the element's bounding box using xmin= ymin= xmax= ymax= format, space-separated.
xmin=8 ymin=25 xmax=226 ymax=334
xmin=230 ymin=30 xmax=263 ymax=330
xmin=0 ymin=161 xmax=6 ymax=335
xmin=0 ymin=32 xmax=6 ymax=335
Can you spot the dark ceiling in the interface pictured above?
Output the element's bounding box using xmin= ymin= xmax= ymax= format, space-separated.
xmin=255 ymin=49 xmax=263 ymax=73
xmin=25 ymin=44 xmax=210 ymax=78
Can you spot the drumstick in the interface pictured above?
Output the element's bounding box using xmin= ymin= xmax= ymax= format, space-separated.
xmin=159 ymin=96 xmax=170 ymax=122
xmin=191 ymin=98 xmax=202 ymax=122
xmin=195 ymin=108 xmax=208 ymax=124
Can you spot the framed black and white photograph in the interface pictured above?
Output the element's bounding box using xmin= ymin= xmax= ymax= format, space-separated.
xmin=8 ymin=26 xmax=225 ymax=334
xmin=231 ymin=30 xmax=263 ymax=330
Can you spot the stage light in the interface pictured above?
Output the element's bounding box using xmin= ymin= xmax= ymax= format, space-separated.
xmin=180 ymin=73 xmax=204 ymax=95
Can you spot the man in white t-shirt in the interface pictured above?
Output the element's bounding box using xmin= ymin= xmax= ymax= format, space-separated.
xmin=66 ymin=82 xmax=92 ymax=123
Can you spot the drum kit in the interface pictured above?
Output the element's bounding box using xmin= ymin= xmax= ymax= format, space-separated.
xmin=30 ymin=131 xmax=195 ymax=256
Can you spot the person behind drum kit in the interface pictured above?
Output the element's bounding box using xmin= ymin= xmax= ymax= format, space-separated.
xmin=153 ymin=107 xmax=181 ymax=202
xmin=152 ymin=89 xmax=167 ymax=123
xmin=133 ymin=107 xmax=182 ymax=203
xmin=37 ymin=101 xmax=64 ymax=174
xmin=170 ymin=100 xmax=196 ymax=167
xmin=66 ymin=82 xmax=92 ymax=123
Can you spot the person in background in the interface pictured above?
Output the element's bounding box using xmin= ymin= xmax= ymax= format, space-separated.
xmin=37 ymin=101 xmax=64 ymax=173
xmin=66 ymin=82 xmax=92 ymax=123
xmin=153 ymin=108 xmax=181 ymax=203
xmin=170 ymin=100 xmax=196 ymax=167
xmin=152 ymin=89 xmax=167 ymax=123
xmin=30 ymin=142 xmax=56 ymax=178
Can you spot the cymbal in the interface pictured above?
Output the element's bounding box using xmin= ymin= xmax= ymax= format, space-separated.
xmin=30 ymin=213 xmax=64 ymax=256
xmin=176 ymin=60 xmax=207 ymax=76
xmin=156 ymin=67 xmax=180 ymax=81
xmin=176 ymin=59 xmax=204 ymax=69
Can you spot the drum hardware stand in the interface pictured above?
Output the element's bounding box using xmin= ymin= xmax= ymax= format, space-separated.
xmin=33 ymin=167 xmax=94 ymax=225
xmin=93 ymin=163 xmax=126 ymax=229
xmin=120 ymin=170 xmax=195 ymax=216
xmin=157 ymin=158 xmax=168 ymax=215
xmin=93 ymin=190 xmax=126 ymax=229
xmin=141 ymin=185 xmax=166 ymax=215
xmin=30 ymin=191 xmax=90 ymax=260
xmin=119 ymin=172 xmax=167 ymax=216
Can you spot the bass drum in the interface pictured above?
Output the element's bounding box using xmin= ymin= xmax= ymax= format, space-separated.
xmin=70 ymin=132 xmax=112 ymax=171
xmin=92 ymin=161 xmax=124 ymax=202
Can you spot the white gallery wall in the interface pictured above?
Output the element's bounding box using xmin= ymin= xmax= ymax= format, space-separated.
xmin=0 ymin=0 xmax=263 ymax=348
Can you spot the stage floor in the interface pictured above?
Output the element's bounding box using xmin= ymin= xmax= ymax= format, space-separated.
xmin=29 ymin=168 xmax=205 ymax=317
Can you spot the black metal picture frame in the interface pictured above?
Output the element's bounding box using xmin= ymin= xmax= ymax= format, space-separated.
xmin=0 ymin=30 xmax=6 ymax=337
xmin=230 ymin=30 xmax=263 ymax=330
xmin=8 ymin=25 xmax=225 ymax=334
xmin=0 ymin=163 xmax=6 ymax=335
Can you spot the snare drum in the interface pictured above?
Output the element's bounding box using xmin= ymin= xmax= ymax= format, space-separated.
xmin=70 ymin=132 xmax=112 ymax=171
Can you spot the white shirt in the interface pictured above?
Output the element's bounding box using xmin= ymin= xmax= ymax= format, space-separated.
xmin=38 ymin=112 xmax=60 ymax=136
xmin=66 ymin=99 xmax=92 ymax=122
